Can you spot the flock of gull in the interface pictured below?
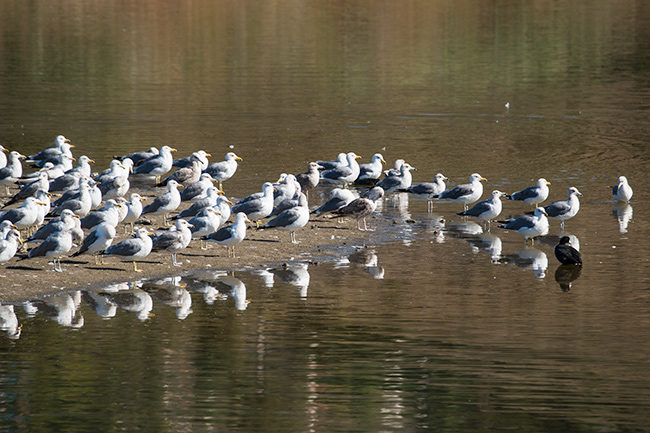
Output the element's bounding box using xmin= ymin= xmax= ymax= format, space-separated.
xmin=0 ymin=136 xmax=635 ymax=274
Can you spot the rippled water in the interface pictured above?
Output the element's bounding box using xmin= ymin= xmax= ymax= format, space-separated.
xmin=2 ymin=1 xmax=650 ymax=432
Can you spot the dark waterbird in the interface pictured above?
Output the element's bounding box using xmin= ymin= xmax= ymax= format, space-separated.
xmin=554 ymin=236 xmax=582 ymax=265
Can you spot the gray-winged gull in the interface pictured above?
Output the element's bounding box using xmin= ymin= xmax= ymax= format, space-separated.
xmin=188 ymin=207 xmax=222 ymax=249
xmin=26 ymin=227 xmax=75 ymax=272
xmin=173 ymin=186 xmax=221 ymax=220
xmin=402 ymin=173 xmax=447 ymax=212
xmin=355 ymin=153 xmax=386 ymax=186
xmin=509 ymin=178 xmax=550 ymax=207
xmin=48 ymin=170 xmax=83 ymax=193
xmin=273 ymin=174 xmax=299 ymax=206
xmin=204 ymin=212 xmax=251 ymax=257
xmin=316 ymin=152 xmax=347 ymax=171
xmin=99 ymin=175 xmax=130 ymax=200
xmin=158 ymin=159 xmax=201 ymax=187
xmin=0 ymin=145 xmax=7 ymax=169
xmin=498 ymin=207 xmax=549 ymax=244
xmin=133 ymin=145 xmax=177 ymax=183
xmin=27 ymin=135 xmax=70 ymax=161
xmin=312 ymin=188 xmax=356 ymax=216
xmin=95 ymin=160 xmax=129 ymax=184
xmin=3 ymin=172 xmax=49 ymax=208
xmin=151 ymin=219 xmax=193 ymax=266
xmin=435 ymin=173 xmax=487 ymax=211
xmin=70 ymin=222 xmax=116 ymax=264
xmin=27 ymin=209 xmax=82 ymax=244
xmin=543 ymin=186 xmax=582 ymax=228
xmin=67 ymin=155 xmax=94 ymax=178
xmin=119 ymin=147 xmax=159 ymax=165
xmin=295 ymin=162 xmax=324 ymax=199
xmin=320 ymin=152 xmax=361 ymax=186
xmin=0 ymin=151 xmax=26 ymax=194
xmin=103 ymin=227 xmax=154 ymax=272
xmin=173 ymin=150 xmax=211 ymax=171
xmin=376 ymin=162 xmax=415 ymax=195
xmin=49 ymin=181 xmax=93 ymax=218
xmin=181 ymin=173 xmax=218 ymax=201
xmin=81 ymin=199 xmax=122 ymax=231
xmin=260 ymin=193 xmax=309 ymax=243
xmin=554 ymin=236 xmax=582 ymax=265
xmin=334 ymin=186 xmax=384 ymax=231
xmin=213 ymin=195 xmax=232 ymax=226
xmin=203 ymin=152 xmax=242 ymax=191
xmin=458 ymin=190 xmax=505 ymax=229
xmin=0 ymin=197 xmax=44 ymax=233
xmin=0 ymin=229 xmax=22 ymax=265
xmin=231 ymin=182 xmax=275 ymax=226
xmin=141 ymin=179 xmax=182 ymax=225
xmin=612 ymin=176 xmax=633 ymax=203
xmin=122 ymin=193 xmax=144 ymax=233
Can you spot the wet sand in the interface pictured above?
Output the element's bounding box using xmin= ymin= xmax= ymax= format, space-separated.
xmin=0 ymin=214 xmax=369 ymax=303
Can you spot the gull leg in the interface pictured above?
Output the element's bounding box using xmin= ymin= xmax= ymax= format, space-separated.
xmin=133 ymin=261 xmax=142 ymax=272
xmin=172 ymin=253 xmax=181 ymax=267
xmin=290 ymin=231 xmax=297 ymax=243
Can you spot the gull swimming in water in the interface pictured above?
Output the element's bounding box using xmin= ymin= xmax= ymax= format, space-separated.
xmin=509 ymin=178 xmax=550 ymax=207
xmin=103 ymin=227 xmax=154 ymax=272
xmin=611 ymin=175 xmax=633 ymax=203
xmin=498 ymin=207 xmax=549 ymax=244
xmin=334 ymin=186 xmax=384 ymax=231
xmin=543 ymin=186 xmax=582 ymax=229
xmin=435 ymin=173 xmax=487 ymax=211
xmin=203 ymin=212 xmax=251 ymax=257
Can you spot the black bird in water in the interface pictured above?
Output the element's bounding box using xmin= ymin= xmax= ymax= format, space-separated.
xmin=554 ymin=236 xmax=582 ymax=265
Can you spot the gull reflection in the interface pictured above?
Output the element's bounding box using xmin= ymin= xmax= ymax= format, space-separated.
xmin=348 ymin=248 xmax=385 ymax=279
xmin=83 ymin=291 xmax=117 ymax=318
xmin=469 ymin=233 xmax=503 ymax=263
xmin=554 ymin=264 xmax=582 ymax=291
xmin=271 ymin=263 xmax=310 ymax=298
xmin=447 ymin=220 xmax=483 ymax=236
xmin=0 ymin=304 xmax=21 ymax=339
xmin=101 ymin=287 xmax=153 ymax=321
xmin=32 ymin=292 xmax=85 ymax=328
xmin=252 ymin=268 xmax=275 ymax=288
xmin=217 ymin=276 xmax=248 ymax=310
xmin=502 ymin=247 xmax=548 ymax=279
xmin=192 ymin=283 xmax=220 ymax=305
xmin=143 ymin=281 xmax=193 ymax=319
xmin=613 ymin=203 xmax=633 ymax=234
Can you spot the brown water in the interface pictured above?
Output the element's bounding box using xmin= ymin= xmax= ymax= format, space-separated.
xmin=2 ymin=1 xmax=650 ymax=432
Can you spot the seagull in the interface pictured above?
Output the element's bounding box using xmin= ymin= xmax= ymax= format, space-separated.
xmin=133 ymin=145 xmax=177 ymax=183
xmin=70 ymin=222 xmax=116 ymax=264
xmin=48 ymin=170 xmax=83 ymax=193
xmin=435 ymin=173 xmax=487 ymax=211
xmin=457 ymin=190 xmax=505 ymax=229
xmin=103 ymin=227 xmax=154 ymax=272
xmin=509 ymin=178 xmax=550 ymax=207
xmin=498 ymin=207 xmax=549 ymax=244
xmin=203 ymin=212 xmax=251 ymax=257
xmin=554 ymin=236 xmax=582 ymax=265
xmin=119 ymin=147 xmax=159 ymax=165
xmin=611 ymin=175 xmax=633 ymax=203
xmin=231 ymin=182 xmax=275 ymax=226
xmin=32 ymin=189 xmax=51 ymax=230
xmin=180 ymin=173 xmax=218 ymax=201
xmin=320 ymin=152 xmax=361 ymax=186
xmin=0 ymin=228 xmax=22 ymax=265
xmin=355 ymin=153 xmax=386 ymax=186
xmin=312 ymin=188 xmax=356 ymax=216
xmin=172 ymin=186 xmax=222 ymax=220
xmin=141 ymin=180 xmax=182 ymax=225
xmin=173 ymin=150 xmax=211 ymax=171
xmin=213 ymin=195 xmax=232 ymax=226
xmin=260 ymin=193 xmax=309 ymax=243
xmin=295 ymin=162 xmax=324 ymax=199
xmin=26 ymin=227 xmax=75 ymax=272
xmin=375 ymin=162 xmax=415 ymax=195
xmin=49 ymin=181 xmax=93 ymax=218
xmin=188 ymin=207 xmax=222 ymax=249
xmin=27 ymin=135 xmax=73 ymax=167
xmin=2 ymin=172 xmax=49 ymax=208
xmin=543 ymin=187 xmax=582 ymax=229
xmin=334 ymin=186 xmax=384 ymax=231
xmin=0 ymin=197 xmax=44 ymax=234
xmin=122 ymin=193 xmax=144 ymax=233
xmin=0 ymin=145 xmax=8 ymax=169
xmin=203 ymin=152 xmax=242 ymax=191
xmin=273 ymin=174 xmax=299 ymax=206
xmin=151 ymin=219 xmax=194 ymax=266
xmin=402 ymin=173 xmax=447 ymax=212
xmin=0 ymin=151 xmax=26 ymax=194
xmin=316 ymin=152 xmax=347 ymax=171
xmin=158 ymin=159 xmax=201 ymax=187
xmin=66 ymin=155 xmax=94 ymax=178
xmin=95 ymin=160 xmax=130 ymax=184
xmin=99 ymin=175 xmax=130 ymax=200
xmin=27 ymin=209 xmax=82 ymax=244
xmin=80 ymin=199 xmax=122 ymax=231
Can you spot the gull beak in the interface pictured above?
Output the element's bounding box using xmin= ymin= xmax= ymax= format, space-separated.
xmin=215 ymin=211 xmax=221 ymax=215
xmin=73 ymin=214 xmax=80 ymax=218
xmin=71 ymin=157 xmax=77 ymax=162
xmin=226 ymin=200 xmax=233 ymax=205
xmin=546 ymin=181 xmax=551 ymax=185
xmin=170 ymin=148 xmax=177 ymax=152
xmin=148 ymin=232 xmax=154 ymax=236
xmin=217 ymin=190 xmax=225 ymax=195
xmin=69 ymin=144 xmax=75 ymax=148
xmin=236 ymin=156 xmax=243 ymax=161
xmin=65 ymin=138 xmax=71 ymax=143
xmin=356 ymin=155 xmax=362 ymax=159
xmin=18 ymin=154 xmax=27 ymax=159
xmin=381 ymin=158 xmax=386 ymax=164
xmin=2 ymin=148 xmax=7 ymax=153
xmin=245 ymin=218 xmax=252 ymax=224
xmin=481 ymin=177 xmax=488 ymax=182
xmin=205 ymin=153 xmax=211 ymax=157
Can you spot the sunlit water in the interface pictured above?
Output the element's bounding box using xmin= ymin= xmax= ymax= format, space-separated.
xmin=2 ymin=1 xmax=650 ymax=432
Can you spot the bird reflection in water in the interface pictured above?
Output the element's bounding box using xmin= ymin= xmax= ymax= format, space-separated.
xmin=501 ymin=247 xmax=548 ymax=279
xmin=469 ymin=233 xmax=503 ymax=263
xmin=142 ymin=277 xmax=193 ymax=319
xmin=99 ymin=284 xmax=154 ymax=321
xmin=0 ymin=304 xmax=21 ymax=339
xmin=613 ymin=203 xmax=633 ymax=234
xmin=555 ymin=265 xmax=582 ymax=291
xmin=215 ymin=275 xmax=248 ymax=310
xmin=32 ymin=291 xmax=85 ymax=327
xmin=271 ymin=263 xmax=311 ymax=298
xmin=347 ymin=248 xmax=385 ymax=279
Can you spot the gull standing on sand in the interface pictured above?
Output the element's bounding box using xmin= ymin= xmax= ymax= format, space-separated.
xmin=355 ymin=153 xmax=386 ymax=186
xmin=312 ymin=188 xmax=356 ymax=216
xmin=173 ymin=150 xmax=211 ymax=171
xmin=334 ymin=186 xmax=384 ymax=231
xmin=80 ymin=199 xmax=122 ymax=231
xmin=26 ymin=227 xmax=75 ymax=272
xmin=231 ymin=182 xmax=275 ymax=226
xmin=435 ymin=173 xmax=487 ymax=211
xmin=543 ymin=187 xmax=582 ymax=229
xmin=49 ymin=181 xmax=93 ymax=218
xmin=457 ymin=190 xmax=505 ymax=229
xmin=261 ymin=193 xmax=309 ymax=243
xmin=319 ymin=152 xmax=361 ymax=186
xmin=181 ymin=173 xmax=218 ymax=202
xmin=122 ymin=193 xmax=144 ymax=233
xmin=0 ymin=151 xmax=26 ymax=194
xmin=611 ymin=176 xmax=633 ymax=203
xmin=158 ymin=159 xmax=202 ymax=187
xmin=509 ymin=178 xmax=550 ymax=207
xmin=0 ymin=229 xmax=22 ymax=265
xmin=119 ymin=147 xmax=158 ymax=165
xmin=27 ymin=209 xmax=82 ymax=245
xmin=2 ymin=172 xmax=49 ymax=208
xmin=133 ymin=145 xmax=177 ymax=183
xmin=296 ymin=162 xmax=324 ymax=199
xmin=203 ymin=212 xmax=251 ymax=257
xmin=173 ymin=186 xmax=221 ymax=220
xmin=70 ymin=222 xmax=116 ymax=264
xmin=189 ymin=207 xmax=222 ymax=249
xmin=103 ymin=227 xmax=153 ymax=272
xmin=498 ymin=207 xmax=549 ymax=244
xmin=141 ymin=180 xmax=182 ymax=225
xmin=203 ymin=152 xmax=242 ymax=191
xmin=27 ymin=135 xmax=73 ymax=168
xmin=151 ymin=219 xmax=194 ymax=267
xmin=0 ymin=197 xmax=44 ymax=234
xmin=99 ymin=175 xmax=130 ymax=200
